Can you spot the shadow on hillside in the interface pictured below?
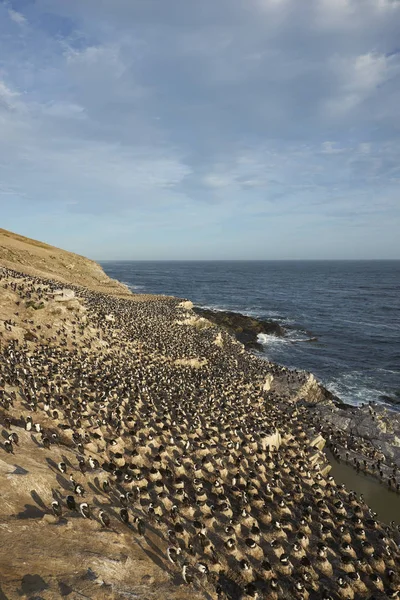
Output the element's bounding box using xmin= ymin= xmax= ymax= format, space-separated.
xmin=0 ymin=584 xmax=9 ymax=599
xmin=17 ymin=573 xmax=48 ymax=596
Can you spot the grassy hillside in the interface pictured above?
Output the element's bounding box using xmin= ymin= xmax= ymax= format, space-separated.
xmin=0 ymin=228 xmax=131 ymax=297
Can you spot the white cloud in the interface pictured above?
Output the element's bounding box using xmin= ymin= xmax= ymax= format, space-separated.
xmin=65 ymin=44 xmax=123 ymax=69
xmin=315 ymin=0 xmax=400 ymax=30
xmin=358 ymin=142 xmax=371 ymax=154
xmin=1 ymin=0 xmax=400 ymax=257
xmin=321 ymin=141 xmax=346 ymax=154
xmin=351 ymin=53 xmax=388 ymax=92
xmin=0 ymin=72 xmax=191 ymax=214
xmin=0 ymin=80 xmax=20 ymax=108
xmin=202 ymin=174 xmax=233 ymax=188
xmin=324 ymin=52 xmax=400 ymax=116
xmin=8 ymin=9 xmax=27 ymax=26
xmin=41 ymin=101 xmax=86 ymax=119
xmin=316 ymin=0 xmax=355 ymax=28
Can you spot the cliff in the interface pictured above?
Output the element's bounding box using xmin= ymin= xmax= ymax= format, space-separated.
xmin=0 ymin=228 xmax=132 ymax=298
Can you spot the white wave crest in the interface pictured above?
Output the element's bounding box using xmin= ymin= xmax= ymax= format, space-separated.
xmin=325 ymin=371 xmax=390 ymax=407
xmin=257 ymin=333 xmax=291 ymax=347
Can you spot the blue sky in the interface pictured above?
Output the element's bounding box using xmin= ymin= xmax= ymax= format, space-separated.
xmin=1 ymin=0 xmax=400 ymax=259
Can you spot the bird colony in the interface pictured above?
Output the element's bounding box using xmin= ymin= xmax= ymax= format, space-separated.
xmin=0 ymin=266 xmax=399 ymax=599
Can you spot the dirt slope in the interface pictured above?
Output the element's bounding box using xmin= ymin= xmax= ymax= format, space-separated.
xmin=0 ymin=228 xmax=132 ymax=298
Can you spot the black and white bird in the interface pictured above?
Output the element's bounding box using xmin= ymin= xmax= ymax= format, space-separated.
xmin=196 ymin=562 xmax=209 ymax=575
xmin=182 ymin=562 xmax=194 ymax=584
xmin=66 ymin=495 xmax=77 ymax=511
xmin=4 ymin=440 xmax=13 ymax=454
xmin=58 ymin=461 xmax=67 ymax=474
xmin=134 ymin=516 xmax=146 ymax=536
xmin=167 ymin=546 xmax=182 ymax=564
xmin=74 ymin=483 xmax=85 ymax=497
xmin=119 ymin=493 xmax=128 ymax=507
xmin=99 ymin=510 xmax=110 ymax=528
xmin=79 ymin=502 xmax=91 ymax=519
xmin=8 ymin=432 xmax=18 ymax=446
xmin=89 ymin=456 xmax=99 ymax=469
xmin=120 ymin=508 xmax=129 ymax=523
xmin=52 ymin=500 xmax=62 ymax=518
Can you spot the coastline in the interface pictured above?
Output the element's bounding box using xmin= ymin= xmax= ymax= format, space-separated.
xmin=1 ymin=230 xmax=400 ymax=599
xmin=107 ymin=259 xmax=400 ymax=411
xmin=2 ymin=237 xmax=400 ymax=484
xmin=189 ymin=302 xmax=400 ymax=493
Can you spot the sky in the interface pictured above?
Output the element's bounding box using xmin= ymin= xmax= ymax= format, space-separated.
xmin=0 ymin=0 xmax=400 ymax=260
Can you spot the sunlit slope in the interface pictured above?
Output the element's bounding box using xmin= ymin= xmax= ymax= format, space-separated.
xmin=0 ymin=228 xmax=131 ymax=297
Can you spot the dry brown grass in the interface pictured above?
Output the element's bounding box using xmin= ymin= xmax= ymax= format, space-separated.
xmin=0 ymin=228 xmax=167 ymax=301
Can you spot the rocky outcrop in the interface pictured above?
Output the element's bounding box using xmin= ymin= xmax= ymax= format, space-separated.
xmin=192 ymin=307 xmax=285 ymax=350
xmin=304 ymin=397 xmax=400 ymax=483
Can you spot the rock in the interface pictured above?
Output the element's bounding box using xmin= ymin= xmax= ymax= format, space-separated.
xmin=192 ymin=307 xmax=285 ymax=350
xmin=178 ymin=300 xmax=193 ymax=309
xmin=24 ymin=331 xmax=38 ymax=342
xmin=310 ymin=434 xmax=326 ymax=450
xmin=214 ymin=332 xmax=224 ymax=347
xmin=322 ymin=412 xmax=352 ymax=431
xmin=262 ymin=429 xmax=282 ymax=451
xmin=54 ymin=289 xmax=75 ymax=302
xmin=263 ymin=374 xmax=274 ymax=391
xmin=174 ymin=357 xmax=207 ymax=369
xmin=380 ymin=394 xmax=400 ymax=405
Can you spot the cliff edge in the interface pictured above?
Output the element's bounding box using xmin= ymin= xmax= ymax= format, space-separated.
xmin=0 ymin=228 xmax=132 ymax=298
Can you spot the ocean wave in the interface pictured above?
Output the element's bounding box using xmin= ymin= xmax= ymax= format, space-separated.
xmin=196 ymin=303 xmax=232 ymax=312
xmin=121 ymin=281 xmax=146 ymax=291
xmin=196 ymin=304 xmax=266 ymax=320
xmin=257 ymin=331 xmax=316 ymax=346
xmin=261 ymin=311 xmax=297 ymax=325
xmin=257 ymin=333 xmax=292 ymax=347
xmin=341 ymin=318 xmax=400 ymax=330
xmin=324 ymin=371 xmax=390 ymax=407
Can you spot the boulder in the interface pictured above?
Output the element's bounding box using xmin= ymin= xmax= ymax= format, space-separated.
xmin=54 ymin=289 xmax=75 ymax=302
xmin=192 ymin=307 xmax=285 ymax=350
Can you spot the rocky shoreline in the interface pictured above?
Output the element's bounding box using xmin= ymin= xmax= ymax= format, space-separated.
xmin=192 ymin=306 xmax=286 ymax=350
xmin=1 ymin=229 xmax=400 ymax=599
xmin=193 ymin=305 xmax=400 ymax=480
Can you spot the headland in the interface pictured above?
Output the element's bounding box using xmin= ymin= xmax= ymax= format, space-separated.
xmin=1 ymin=228 xmax=399 ymax=599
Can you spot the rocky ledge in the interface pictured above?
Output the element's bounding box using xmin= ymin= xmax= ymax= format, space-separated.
xmin=305 ymin=397 xmax=400 ymax=489
xmin=192 ymin=306 xmax=285 ymax=350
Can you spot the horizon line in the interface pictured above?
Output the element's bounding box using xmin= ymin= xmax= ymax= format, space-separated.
xmin=97 ymin=258 xmax=400 ymax=262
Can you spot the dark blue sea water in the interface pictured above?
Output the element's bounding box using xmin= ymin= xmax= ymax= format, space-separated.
xmin=100 ymin=261 xmax=400 ymax=408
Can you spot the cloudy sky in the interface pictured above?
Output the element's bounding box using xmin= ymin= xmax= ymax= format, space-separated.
xmin=1 ymin=0 xmax=400 ymax=259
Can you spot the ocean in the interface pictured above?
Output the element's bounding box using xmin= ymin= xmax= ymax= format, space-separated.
xmin=100 ymin=260 xmax=400 ymax=408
